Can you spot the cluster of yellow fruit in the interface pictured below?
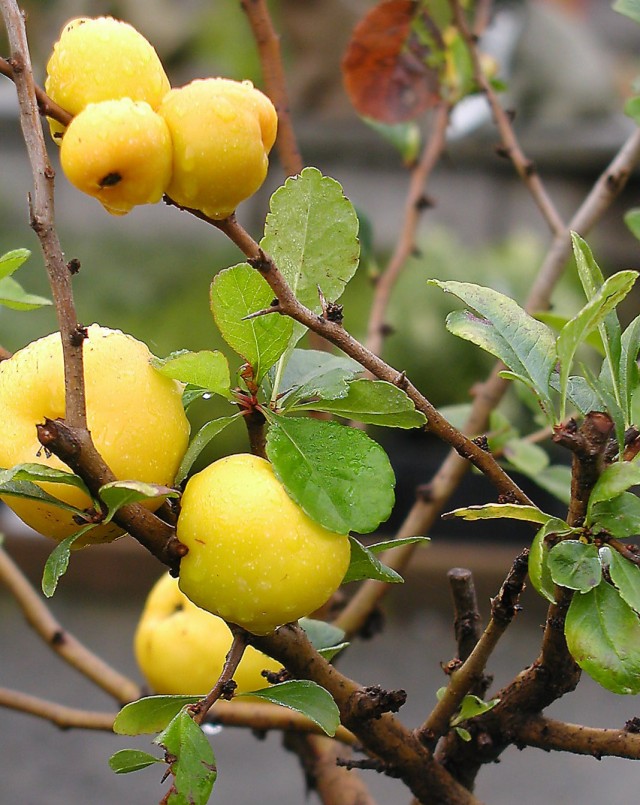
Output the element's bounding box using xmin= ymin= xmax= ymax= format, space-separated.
xmin=0 ymin=328 xmax=350 ymax=637
xmin=45 ymin=17 xmax=278 ymax=218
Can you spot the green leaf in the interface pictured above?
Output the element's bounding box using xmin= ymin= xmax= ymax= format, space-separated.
xmin=556 ymin=269 xmax=637 ymax=419
xmin=299 ymin=618 xmax=348 ymax=661
xmin=590 ymin=492 xmax=640 ymax=538
xmin=266 ymin=416 xmax=395 ymax=534
xmin=153 ymin=350 xmax=232 ymax=400
xmin=454 ymin=727 xmax=472 ymax=742
xmin=452 ymin=694 xmax=500 ymax=726
xmin=624 ymin=207 xmax=640 ymax=239
xmin=155 ymin=710 xmax=216 ymax=805
xmin=109 ymin=749 xmax=162 ymax=774
xmin=0 ymin=276 xmax=51 ymax=310
xmin=294 ymin=379 xmax=427 ymax=428
xmin=342 ymin=536 xmax=429 ymax=584
xmin=0 ymin=248 xmax=30 ymax=279
xmin=531 ymin=465 xmax=572 ymax=505
xmin=99 ymin=481 xmax=179 ymax=520
xmin=529 ymin=518 xmax=574 ymax=603
xmin=548 ymin=540 xmax=602 ymax=592
xmin=536 ymin=310 xmax=605 ymax=354
xmin=431 ymin=280 xmax=556 ymax=410
xmin=238 ymin=680 xmax=340 ymax=737
xmin=362 ymin=118 xmax=421 ymax=164
xmin=619 ymin=314 xmax=640 ymax=422
xmin=41 ymin=526 xmax=96 ymax=597
xmin=175 ymin=414 xmax=241 ymax=485
xmin=502 ymin=439 xmax=549 ymax=476
xmin=588 ymin=461 xmax=640 ymax=518
xmin=549 ymin=374 xmax=602 ymax=416
xmin=571 ymin=234 xmax=623 ymax=412
xmin=565 ymin=579 xmax=640 ymax=694
xmin=443 ymin=503 xmax=553 ymax=524
xmin=600 ymin=546 xmax=640 ymax=615
xmin=261 ymin=167 xmax=360 ymax=346
xmin=613 ymin=0 xmax=640 ymax=25
xmin=114 ymin=696 xmax=201 ymax=736
xmin=210 ymin=263 xmax=293 ymax=383
xmin=275 ymin=349 xmax=362 ymax=408
xmin=0 ymin=463 xmax=91 ymax=497
xmin=0 ymin=478 xmax=85 ymax=514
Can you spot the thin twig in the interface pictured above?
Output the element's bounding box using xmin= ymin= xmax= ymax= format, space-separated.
xmin=192 ymin=629 xmax=249 ymax=725
xmin=1 ymin=0 xmax=86 ymax=428
xmin=239 ymin=0 xmax=303 ymax=177
xmin=512 ymin=715 xmax=640 ymax=760
xmin=416 ymin=549 xmax=528 ymax=749
xmin=0 ymin=55 xmax=71 ymax=125
xmin=366 ymin=102 xmax=451 ymax=358
xmin=447 ymin=568 xmax=484 ymax=664
xmin=0 ymin=687 xmax=116 ymax=730
xmin=0 ymin=546 xmax=141 ymax=704
xmin=450 ymin=0 xmax=566 ymax=236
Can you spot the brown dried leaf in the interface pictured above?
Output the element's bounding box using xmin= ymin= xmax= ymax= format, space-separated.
xmin=342 ymin=0 xmax=442 ymax=124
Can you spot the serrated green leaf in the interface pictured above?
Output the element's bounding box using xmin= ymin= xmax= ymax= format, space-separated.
xmin=175 ymin=414 xmax=241 ymax=485
xmin=502 ymin=439 xmax=549 ymax=476
xmin=549 ymin=374 xmax=602 ymax=416
xmin=99 ymin=481 xmax=179 ymax=520
xmin=362 ymin=118 xmax=421 ymax=164
xmin=590 ymin=492 xmax=640 ymax=538
xmin=293 ymin=378 xmax=427 ymax=428
xmin=275 ymin=349 xmax=362 ymax=408
xmin=557 ymin=270 xmax=637 ymax=419
xmin=614 ymin=0 xmax=640 ymax=25
xmin=114 ymin=696 xmax=201 ymax=736
xmin=548 ymin=540 xmax=602 ymax=592
xmin=0 ymin=276 xmax=51 ymax=310
xmin=565 ymin=579 xmax=640 ymax=694
xmin=625 ymin=207 xmax=640 ymax=239
xmin=109 ymin=749 xmax=162 ymax=774
xmin=41 ymin=526 xmax=96 ymax=597
xmin=432 ymin=280 xmax=556 ymax=411
xmin=266 ymin=416 xmax=395 ymax=534
xmin=238 ymin=680 xmax=340 ymax=736
xmin=588 ymin=462 xmax=640 ymax=518
xmin=155 ymin=710 xmax=216 ymax=805
xmin=154 ymin=350 xmax=231 ymax=399
xmin=529 ymin=519 xmax=574 ymax=603
xmin=600 ymin=546 xmax=640 ymax=614
xmin=443 ymin=503 xmax=553 ymax=524
xmin=210 ymin=263 xmax=293 ymax=383
xmin=261 ymin=167 xmax=360 ymax=347
xmin=0 ymin=248 xmax=30 ymax=278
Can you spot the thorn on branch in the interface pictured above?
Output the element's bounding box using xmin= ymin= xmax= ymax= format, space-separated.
xmin=241 ymin=301 xmax=281 ymax=321
xmin=335 ymin=756 xmax=402 ymax=777
xmin=247 ymin=248 xmax=271 ymax=274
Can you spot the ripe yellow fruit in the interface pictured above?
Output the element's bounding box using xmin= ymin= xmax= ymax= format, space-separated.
xmin=134 ymin=573 xmax=281 ymax=695
xmin=177 ymin=454 xmax=351 ymax=635
xmin=158 ymin=78 xmax=278 ymax=220
xmin=60 ymin=99 xmax=173 ymax=215
xmin=0 ymin=325 xmax=189 ymax=545
xmin=45 ymin=16 xmax=170 ymax=142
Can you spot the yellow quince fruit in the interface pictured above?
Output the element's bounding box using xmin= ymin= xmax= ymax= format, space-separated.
xmin=177 ymin=454 xmax=350 ymax=635
xmin=45 ymin=16 xmax=170 ymax=142
xmin=0 ymin=325 xmax=189 ymax=545
xmin=60 ymin=99 xmax=172 ymax=215
xmin=158 ymin=78 xmax=278 ymax=220
xmin=135 ymin=573 xmax=281 ymax=695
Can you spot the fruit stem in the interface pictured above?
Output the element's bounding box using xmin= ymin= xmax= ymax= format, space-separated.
xmin=191 ymin=628 xmax=249 ymax=725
